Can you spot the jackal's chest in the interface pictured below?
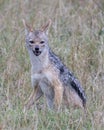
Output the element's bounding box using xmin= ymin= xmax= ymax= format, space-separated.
xmin=31 ymin=68 xmax=57 ymax=88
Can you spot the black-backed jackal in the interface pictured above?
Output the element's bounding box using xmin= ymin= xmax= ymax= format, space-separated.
xmin=23 ymin=20 xmax=86 ymax=110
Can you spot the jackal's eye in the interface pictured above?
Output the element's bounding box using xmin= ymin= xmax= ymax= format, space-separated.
xmin=40 ymin=41 xmax=45 ymax=44
xmin=29 ymin=40 xmax=34 ymax=44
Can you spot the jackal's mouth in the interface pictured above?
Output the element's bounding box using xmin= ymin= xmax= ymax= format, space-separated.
xmin=32 ymin=50 xmax=41 ymax=56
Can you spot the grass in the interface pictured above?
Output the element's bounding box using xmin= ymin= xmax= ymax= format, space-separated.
xmin=0 ymin=0 xmax=104 ymax=129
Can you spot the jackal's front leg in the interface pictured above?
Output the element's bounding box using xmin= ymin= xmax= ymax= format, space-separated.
xmin=53 ymin=79 xmax=64 ymax=109
xmin=24 ymin=87 xmax=43 ymax=111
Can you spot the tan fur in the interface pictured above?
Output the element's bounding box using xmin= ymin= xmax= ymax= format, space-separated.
xmin=24 ymin=61 xmax=63 ymax=110
xmin=64 ymin=87 xmax=83 ymax=109
xmin=43 ymin=65 xmax=63 ymax=108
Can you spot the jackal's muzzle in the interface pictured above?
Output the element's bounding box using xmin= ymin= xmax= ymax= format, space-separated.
xmin=33 ymin=46 xmax=41 ymax=56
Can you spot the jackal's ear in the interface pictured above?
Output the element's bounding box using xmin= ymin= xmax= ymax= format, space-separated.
xmin=22 ymin=19 xmax=33 ymax=35
xmin=41 ymin=19 xmax=51 ymax=34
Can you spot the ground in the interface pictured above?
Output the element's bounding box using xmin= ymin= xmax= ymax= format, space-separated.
xmin=0 ymin=0 xmax=104 ymax=129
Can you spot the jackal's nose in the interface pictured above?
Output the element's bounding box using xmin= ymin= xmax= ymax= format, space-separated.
xmin=35 ymin=46 xmax=39 ymax=51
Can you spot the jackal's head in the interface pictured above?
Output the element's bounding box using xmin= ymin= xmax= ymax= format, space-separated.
xmin=23 ymin=20 xmax=51 ymax=56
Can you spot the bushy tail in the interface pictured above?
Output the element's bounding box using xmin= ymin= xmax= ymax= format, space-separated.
xmin=69 ymin=72 xmax=86 ymax=108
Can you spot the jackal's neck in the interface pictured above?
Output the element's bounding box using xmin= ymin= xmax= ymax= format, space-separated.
xmin=27 ymin=47 xmax=50 ymax=73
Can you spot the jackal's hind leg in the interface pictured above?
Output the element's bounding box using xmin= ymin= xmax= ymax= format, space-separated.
xmin=64 ymin=87 xmax=83 ymax=109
